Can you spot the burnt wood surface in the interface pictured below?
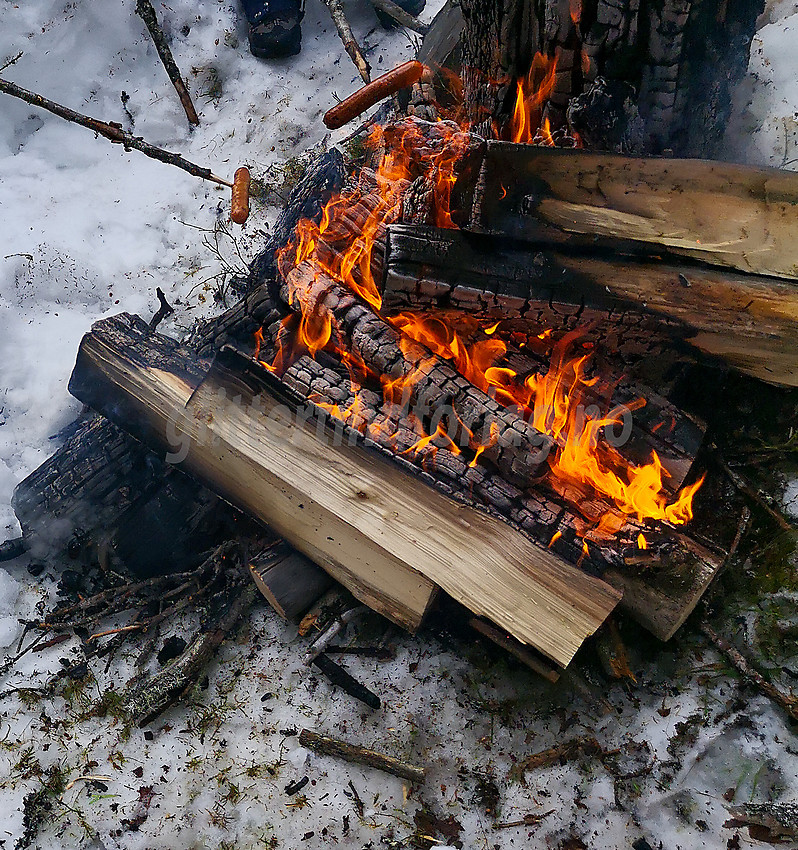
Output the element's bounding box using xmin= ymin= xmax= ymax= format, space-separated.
xmin=281 ymin=263 xmax=556 ymax=484
xmin=455 ymin=0 xmax=762 ymax=156
xmin=384 ymin=223 xmax=798 ymax=388
xmin=11 ymin=415 xmax=229 ymax=576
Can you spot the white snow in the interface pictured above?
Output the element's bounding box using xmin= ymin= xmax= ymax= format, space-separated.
xmin=725 ymin=0 xmax=798 ymax=167
xmin=1 ymin=0 xmax=797 ymax=848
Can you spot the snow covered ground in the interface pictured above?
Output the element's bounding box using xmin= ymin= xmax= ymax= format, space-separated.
xmin=1 ymin=0 xmax=797 ymax=848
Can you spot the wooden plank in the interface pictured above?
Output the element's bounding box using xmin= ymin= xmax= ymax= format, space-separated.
xmin=467 ymin=142 xmax=798 ymax=282
xmin=69 ymin=314 xmax=622 ymax=666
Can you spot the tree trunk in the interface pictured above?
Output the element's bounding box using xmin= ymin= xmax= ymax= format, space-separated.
xmin=455 ymin=0 xmax=764 ymax=155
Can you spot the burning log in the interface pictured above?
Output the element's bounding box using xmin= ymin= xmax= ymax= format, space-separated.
xmin=67 ymin=313 xmax=622 ymax=666
xmin=383 ymin=223 xmax=798 ymax=388
xmin=455 ymin=0 xmax=760 ymax=157
xmin=281 ymin=262 xmax=556 ymax=484
xmin=271 ymin=349 xmax=721 ymax=642
xmin=464 ymin=142 xmax=798 ymax=283
xmin=11 ymin=415 xmax=229 ymax=575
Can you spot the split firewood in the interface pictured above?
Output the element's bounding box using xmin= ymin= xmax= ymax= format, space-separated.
xmin=382 ymin=223 xmax=798 ymax=388
xmin=67 ymin=313 xmax=621 ymax=665
xmin=298 ymin=728 xmax=426 ymax=782
xmin=249 ymin=541 xmax=333 ymax=621
xmin=322 ymin=0 xmax=370 ymax=83
xmin=465 ymin=141 xmax=798 ymax=283
xmin=134 ymin=0 xmax=199 ymax=126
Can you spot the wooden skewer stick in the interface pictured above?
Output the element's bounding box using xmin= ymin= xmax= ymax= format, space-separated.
xmin=135 ymin=0 xmax=200 ymax=126
xmin=366 ymin=0 xmax=429 ymax=34
xmin=323 ymin=0 xmax=371 ymax=83
xmin=0 ymin=78 xmax=230 ymax=186
xmin=298 ymin=728 xmax=425 ymax=782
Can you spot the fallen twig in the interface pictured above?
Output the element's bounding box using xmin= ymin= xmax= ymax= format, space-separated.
xmin=510 ymin=737 xmax=606 ymax=781
xmin=0 ymin=78 xmax=231 ymax=187
xmin=311 ymin=652 xmax=381 ymax=709
xmin=713 ymin=449 xmax=795 ymax=532
xmin=494 ymin=811 xmax=555 ymax=829
xmin=122 ymin=582 xmax=257 ymax=725
xmin=366 ymin=0 xmax=429 ymax=33
xmin=88 ymin=624 xmax=144 ymax=642
xmin=135 ymin=0 xmax=199 ymax=126
xmin=322 ymin=0 xmax=371 ymax=83
xmin=299 ymin=728 xmax=425 ymax=782
xmin=701 ymin=621 xmax=798 ymax=722
xmin=303 ymin=606 xmax=365 ymax=664
xmin=470 ymin=617 xmax=560 ymax=684
xmin=63 ymin=774 xmax=112 ymax=792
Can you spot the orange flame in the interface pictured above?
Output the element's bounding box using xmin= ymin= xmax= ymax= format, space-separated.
xmin=261 ymin=105 xmax=704 ymax=539
xmin=510 ymin=53 xmax=558 ymax=144
xmin=393 ymin=316 xmax=704 ymax=528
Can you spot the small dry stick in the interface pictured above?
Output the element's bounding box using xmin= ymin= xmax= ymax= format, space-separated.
xmin=135 ymin=0 xmax=199 ymax=126
xmin=713 ymin=450 xmax=795 ymax=532
xmin=299 ymin=728 xmax=425 ymax=782
xmin=469 ymin=617 xmax=560 ymax=684
xmin=366 ymin=0 xmax=429 ymax=33
xmin=0 ymin=78 xmax=231 ymax=187
xmin=701 ymin=622 xmax=798 ymax=722
xmin=323 ymin=0 xmax=371 ymax=83
xmin=494 ymin=811 xmax=555 ymax=829
xmin=88 ymin=624 xmax=144 ymax=642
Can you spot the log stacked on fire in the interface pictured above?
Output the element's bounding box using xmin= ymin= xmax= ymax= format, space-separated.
xmin=13 ymin=110 xmax=798 ymax=673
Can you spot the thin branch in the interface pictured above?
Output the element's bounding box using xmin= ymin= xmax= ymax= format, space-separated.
xmin=701 ymin=621 xmax=798 ymax=722
xmin=0 ymin=77 xmax=230 ymax=186
xmin=322 ymin=0 xmax=371 ymax=83
xmin=366 ymin=0 xmax=429 ymax=34
xmin=135 ymin=0 xmax=199 ymax=126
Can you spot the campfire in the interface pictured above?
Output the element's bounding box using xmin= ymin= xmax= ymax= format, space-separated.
xmin=261 ymin=116 xmax=705 ymax=549
xmin=7 ymin=0 xmax=798 ymax=701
